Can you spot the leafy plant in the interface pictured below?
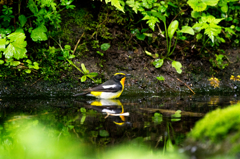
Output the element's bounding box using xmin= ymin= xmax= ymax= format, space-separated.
xmin=96 ymin=43 xmax=111 ymax=56
xmin=131 ymin=28 xmax=151 ymax=40
xmin=209 ymin=54 xmax=228 ymax=69
xmin=0 ymin=5 xmax=14 ymax=28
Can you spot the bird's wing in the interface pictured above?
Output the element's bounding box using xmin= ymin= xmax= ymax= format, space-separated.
xmin=86 ymin=80 xmax=122 ymax=92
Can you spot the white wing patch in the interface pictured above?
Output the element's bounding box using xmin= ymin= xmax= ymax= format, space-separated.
xmin=102 ymin=84 xmax=117 ymax=89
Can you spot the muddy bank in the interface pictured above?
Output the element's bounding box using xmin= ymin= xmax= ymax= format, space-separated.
xmin=0 ymin=47 xmax=239 ymax=98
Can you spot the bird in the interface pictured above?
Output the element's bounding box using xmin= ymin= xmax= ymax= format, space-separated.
xmin=73 ymin=72 xmax=130 ymax=99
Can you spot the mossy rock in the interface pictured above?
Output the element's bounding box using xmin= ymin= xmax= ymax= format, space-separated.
xmin=187 ymin=103 xmax=240 ymax=156
xmin=189 ymin=103 xmax=240 ymax=142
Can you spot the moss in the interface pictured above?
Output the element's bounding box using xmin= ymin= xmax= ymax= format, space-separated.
xmin=189 ymin=103 xmax=240 ymax=142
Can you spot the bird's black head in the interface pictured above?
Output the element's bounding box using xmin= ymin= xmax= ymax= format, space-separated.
xmin=112 ymin=73 xmax=126 ymax=82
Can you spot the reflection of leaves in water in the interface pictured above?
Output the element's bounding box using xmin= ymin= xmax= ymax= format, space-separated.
xmin=99 ymin=130 xmax=109 ymax=137
xmin=208 ymin=77 xmax=220 ymax=88
xmin=171 ymin=110 xmax=181 ymax=122
xmin=152 ymin=113 xmax=162 ymax=124
xmin=208 ymin=97 xmax=219 ymax=106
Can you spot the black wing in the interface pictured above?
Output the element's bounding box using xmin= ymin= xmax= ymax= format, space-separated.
xmin=87 ymin=80 xmax=122 ymax=92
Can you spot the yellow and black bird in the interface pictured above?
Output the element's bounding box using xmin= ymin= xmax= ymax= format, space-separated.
xmin=74 ymin=72 xmax=130 ymax=99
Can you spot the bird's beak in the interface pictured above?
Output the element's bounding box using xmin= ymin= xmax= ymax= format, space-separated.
xmin=125 ymin=74 xmax=132 ymax=77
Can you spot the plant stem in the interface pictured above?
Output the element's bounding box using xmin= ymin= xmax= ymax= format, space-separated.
xmin=169 ymin=37 xmax=178 ymax=56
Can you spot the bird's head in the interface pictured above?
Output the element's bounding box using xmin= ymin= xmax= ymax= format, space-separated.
xmin=112 ymin=72 xmax=131 ymax=84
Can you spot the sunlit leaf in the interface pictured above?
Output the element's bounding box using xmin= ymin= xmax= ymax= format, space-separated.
xmin=172 ymin=61 xmax=182 ymax=74
xmin=187 ymin=0 xmax=207 ymax=12
xmin=101 ymin=43 xmax=110 ymax=51
xmin=87 ymin=72 xmax=98 ymax=77
xmin=69 ymin=55 xmax=75 ymax=59
xmin=153 ymin=59 xmax=164 ymax=68
xmin=179 ymin=26 xmax=195 ymax=35
xmin=156 ymin=76 xmax=165 ymax=81
xmin=111 ymin=0 xmax=125 ymax=12
xmin=126 ymin=0 xmax=140 ymax=13
xmin=25 ymin=69 xmax=31 ymax=73
xmin=19 ymin=15 xmax=27 ymax=27
xmin=0 ymin=60 xmax=4 ymax=64
xmin=168 ymin=20 xmax=179 ymax=39
xmin=0 ymin=39 xmax=6 ymax=51
xmin=81 ymin=75 xmax=87 ymax=82
xmin=145 ymin=50 xmax=152 ymax=56
xmin=202 ymin=0 xmax=219 ymax=6
xmin=81 ymin=63 xmax=89 ymax=74
xmin=11 ymin=61 xmax=20 ymax=66
xmin=191 ymin=11 xmax=201 ymax=18
xmin=31 ymin=24 xmax=48 ymax=42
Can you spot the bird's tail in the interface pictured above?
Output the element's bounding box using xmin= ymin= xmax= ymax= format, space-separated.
xmin=73 ymin=92 xmax=88 ymax=97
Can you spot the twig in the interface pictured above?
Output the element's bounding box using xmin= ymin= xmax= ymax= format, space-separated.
xmin=73 ymin=32 xmax=85 ymax=55
xmin=31 ymin=77 xmax=43 ymax=86
xmin=175 ymin=77 xmax=195 ymax=94
xmin=139 ymin=108 xmax=204 ymax=117
xmin=171 ymin=7 xmax=189 ymax=23
xmin=167 ymin=73 xmax=195 ymax=94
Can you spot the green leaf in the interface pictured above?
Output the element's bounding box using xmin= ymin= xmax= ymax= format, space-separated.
xmin=196 ymin=33 xmax=203 ymax=40
xmin=0 ymin=60 xmax=4 ymax=64
xmin=25 ymin=69 xmax=31 ymax=73
xmin=96 ymin=51 xmax=104 ymax=56
xmin=31 ymin=24 xmax=48 ymax=42
xmin=126 ymin=0 xmax=140 ymax=13
xmin=142 ymin=15 xmax=159 ymax=31
xmin=64 ymin=45 xmax=71 ymax=50
xmin=4 ymin=38 xmax=27 ymax=60
xmin=156 ymin=76 xmax=165 ymax=81
xmin=221 ymin=4 xmax=228 ymax=13
xmin=33 ymin=62 xmax=39 ymax=69
xmin=81 ymin=75 xmax=87 ymax=82
xmin=236 ymin=26 xmax=240 ymax=32
xmin=99 ymin=130 xmax=109 ymax=137
xmin=80 ymin=107 xmax=86 ymax=113
xmin=28 ymin=0 xmax=38 ymax=15
xmin=81 ymin=115 xmax=86 ymax=124
xmin=202 ymin=0 xmax=219 ymax=6
xmin=179 ymin=26 xmax=195 ymax=35
xmin=131 ymin=28 xmax=140 ymax=34
xmin=11 ymin=61 xmax=20 ymax=66
xmin=26 ymin=59 xmax=32 ymax=64
xmin=136 ymin=33 xmax=145 ymax=40
xmin=153 ymin=59 xmax=164 ymax=68
xmin=0 ymin=39 xmax=6 ymax=51
xmin=191 ymin=11 xmax=201 ymax=18
xmin=171 ymin=110 xmax=181 ymax=121
xmin=100 ymin=43 xmax=110 ymax=51
xmin=152 ymin=112 xmax=162 ymax=124
xmin=111 ymin=0 xmax=125 ymax=13
xmin=172 ymin=61 xmax=182 ymax=74
xmin=225 ymin=27 xmax=236 ymax=35
xmin=204 ymin=24 xmax=222 ymax=43
xmin=168 ymin=20 xmax=179 ymax=39
xmin=150 ymin=12 xmax=166 ymax=23
xmin=87 ymin=72 xmax=98 ymax=77
xmin=187 ymin=0 xmax=207 ymax=12
xmin=145 ymin=50 xmax=152 ymax=56
xmin=69 ymin=55 xmax=75 ymax=59
xmin=81 ymin=63 xmax=89 ymax=74
xmin=19 ymin=15 xmax=27 ymax=27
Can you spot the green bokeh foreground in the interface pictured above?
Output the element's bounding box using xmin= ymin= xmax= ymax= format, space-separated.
xmin=0 ymin=118 xmax=186 ymax=159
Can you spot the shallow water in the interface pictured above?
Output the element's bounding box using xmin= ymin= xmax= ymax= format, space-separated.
xmin=0 ymin=93 xmax=239 ymax=158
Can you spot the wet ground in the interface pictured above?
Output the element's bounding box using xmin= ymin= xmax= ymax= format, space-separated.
xmin=0 ymin=93 xmax=239 ymax=158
